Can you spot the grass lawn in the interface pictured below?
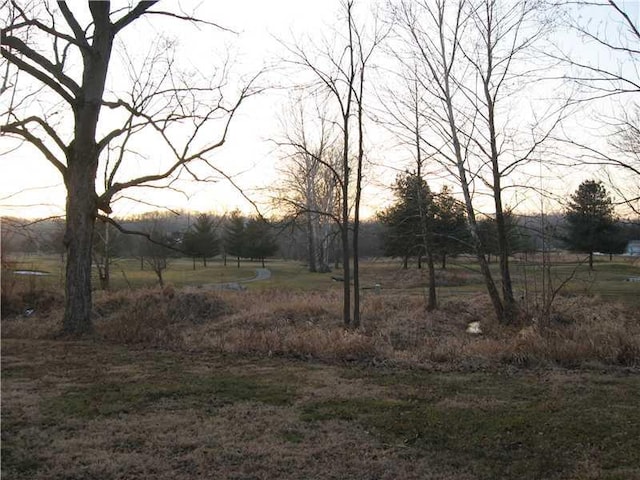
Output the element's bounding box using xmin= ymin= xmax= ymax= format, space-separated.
xmin=5 ymin=253 xmax=640 ymax=303
xmin=2 ymin=338 xmax=639 ymax=480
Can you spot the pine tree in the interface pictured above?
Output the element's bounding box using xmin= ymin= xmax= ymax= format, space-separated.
xmin=183 ymin=214 xmax=220 ymax=268
xmin=565 ymin=180 xmax=617 ymax=270
xmin=244 ymin=217 xmax=279 ymax=268
xmin=431 ymin=186 xmax=470 ymax=269
xmin=224 ymin=211 xmax=247 ymax=269
xmin=379 ymin=173 xmax=433 ymax=268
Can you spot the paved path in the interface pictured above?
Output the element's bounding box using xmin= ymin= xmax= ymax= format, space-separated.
xmin=244 ymin=268 xmax=272 ymax=283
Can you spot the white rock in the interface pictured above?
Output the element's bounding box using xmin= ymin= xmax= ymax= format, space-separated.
xmin=466 ymin=321 xmax=482 ymax=335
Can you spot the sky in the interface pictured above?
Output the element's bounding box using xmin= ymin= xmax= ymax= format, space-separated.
xmin=1 ymin=0 xmax=638 ymax=220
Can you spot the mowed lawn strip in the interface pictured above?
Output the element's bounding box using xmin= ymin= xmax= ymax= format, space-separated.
xmin=2 ymin=338 xmax=639 ymax=480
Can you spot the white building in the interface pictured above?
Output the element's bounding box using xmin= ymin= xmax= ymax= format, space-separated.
xmin=624 ymin=240 xmax=640 ymax=256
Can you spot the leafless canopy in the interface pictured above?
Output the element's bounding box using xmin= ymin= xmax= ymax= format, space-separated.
xmin=1 ymin=0 xmax=262 ymax=214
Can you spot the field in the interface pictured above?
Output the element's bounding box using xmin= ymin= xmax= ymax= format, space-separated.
xmin=3 ymin=339 xmax=640 ymax=480
xmin=5 ymin=252 xmax=640 ymax=301
xmin=2 ymin=254 xmax=640 ymax=479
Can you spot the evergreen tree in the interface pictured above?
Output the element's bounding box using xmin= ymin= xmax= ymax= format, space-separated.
xmin=431 ymin=186 xmax=471 ymax=268
xmin=379 ymin=172 xmax=438 ymax=310
xmin=477 ymin=210 xmax=530 ymax=262
xmin=378 ymin=173 xmax=433 ymax=268
xmin=224 ymin=211 xmax=247 ymax=268
xmin=244 ymin=217 xmax=279 ymax=268
xmin=565 ymin=180 xmax=617 ymax=270
xmin=183 ymin=214 xmax=220 ymax=268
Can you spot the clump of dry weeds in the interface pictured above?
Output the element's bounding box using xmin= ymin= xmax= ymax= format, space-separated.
xmin=1 ymin=276 xmax=63 ymax=319
xmin=184 ymin=291 xmax=383 ymax=361
xmin=94 ymin=288 xmax=230 ymax=347
xmin=1 ymin=275 xmax=63 ymax=338
xmin=498 ymin=296 xmax=640 ymax=367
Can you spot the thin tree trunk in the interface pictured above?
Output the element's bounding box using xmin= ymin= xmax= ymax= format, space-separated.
xmin=307 ymin=211 xmax=318 ymax=272
xmin=341 ymin=223 xmax=351 ymax=327
xmin=426 ymin=251 xmax=437 ymax=311
xmin=353 ymin=217 xmax=361 ymax=328
xmin=485 ymin=70 xmax=516 ymax=323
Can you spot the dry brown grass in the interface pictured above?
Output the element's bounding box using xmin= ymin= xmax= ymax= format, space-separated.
xmin=497 ymin=296 xmax=640 ymax=367
xmin=3 ymin=283 xmax=639 ymax=368
xmin=94 ymin=288 xmax=229 ymax=347
xmin=1 ymin=277 xmax=63 ymax=338
xmin=185 ymin=291 xmax=383 ymax=361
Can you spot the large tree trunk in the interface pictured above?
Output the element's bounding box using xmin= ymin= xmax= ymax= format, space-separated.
xmin=62 ymin=158 xmax=98 ymax=335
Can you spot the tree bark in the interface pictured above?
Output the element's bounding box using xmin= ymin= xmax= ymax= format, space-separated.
xmin=341 ymin=222 xmax=351 ymax=327
xmin=62 ymin=155 xmax=98 ymax=334
xmin=484 ymin=59 xmax=517 ymax=323
xmin=307 ymin=211 xmax=318 ymax=272
xmin=426 ymin=251 xmax=437 ymax=311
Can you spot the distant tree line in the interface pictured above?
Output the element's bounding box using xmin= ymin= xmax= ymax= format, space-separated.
xmin=4 ymin=181 xmax=638 ymax=283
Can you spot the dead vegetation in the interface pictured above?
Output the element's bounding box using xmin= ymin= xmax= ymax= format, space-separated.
xmin=3 ymin=276 xmax=640 ymax=480
xmin=3 ymin=280 xmax=639 ymax=368
xmin=2 ymin=338 xmax=639 ymax=480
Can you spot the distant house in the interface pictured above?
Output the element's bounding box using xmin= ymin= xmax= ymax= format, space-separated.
xmin=625 ymin=240 xmax=640 ymax=256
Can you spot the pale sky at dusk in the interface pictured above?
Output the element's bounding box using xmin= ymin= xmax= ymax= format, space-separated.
xmin=1 ymin=1 xmax=638 ymax=220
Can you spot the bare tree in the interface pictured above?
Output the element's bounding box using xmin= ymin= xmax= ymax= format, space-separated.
xmin=142 ymin=215 xmax=175 ymax=288
xmin=1 ymin=1 xmax=260 ymax=334
xmin=92 ymin=217 xmax=122 ymax=290
xmin=275 ymin=99 xmax=341 ymax=273
xmin=390 ymin=0 xmax=561 ymax=323
xmin=282 ymin=0 xmax=386 ymax=327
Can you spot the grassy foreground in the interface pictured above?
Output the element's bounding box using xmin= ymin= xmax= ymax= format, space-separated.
xmin=3 ymin=338 xmax=640 ymax=480
xmin=3 ymin=256 xmax=640 ymax=478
